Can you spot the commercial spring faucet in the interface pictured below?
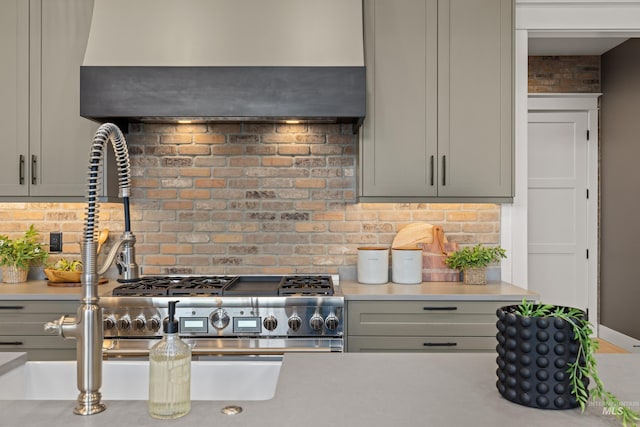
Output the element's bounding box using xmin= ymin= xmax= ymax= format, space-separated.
xmin=45 ymin=123 xmax=139 ymax=415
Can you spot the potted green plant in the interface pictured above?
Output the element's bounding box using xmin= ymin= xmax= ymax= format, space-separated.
xmin=444 ymin=244 xmax=506 ymax=284
xmin=0 ymin=225 xmax=49 ymax=283
xmin=496 ymin=300 xmax=639 ymax=426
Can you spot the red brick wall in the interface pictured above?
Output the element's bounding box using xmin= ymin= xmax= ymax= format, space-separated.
xmin=529 ymin=56 xmax=601 ymax=93
xmin=1 ymin=123 xmax=500 ymax=276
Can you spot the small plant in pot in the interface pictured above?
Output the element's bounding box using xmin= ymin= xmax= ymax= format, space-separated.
xmin=496 ymin=299 xmax=639 ymax=426
xmin=444 ymin=244 xmax=506 ymax=284
xmin=0 ymin=225 xmax=49 ymax=283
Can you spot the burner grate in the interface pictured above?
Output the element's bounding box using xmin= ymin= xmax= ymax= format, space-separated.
xmin=278 ymin=275 xmax=334 ymax=296
xmin=168 ymin=283 xmax=225 ymax=296
xmin=111 ymin=282 xmax=169 ymax=297
xmin=112 ymin=276 xmax=237 ymax=297
xmin=111 ymin=275 xmax=336 ymax=297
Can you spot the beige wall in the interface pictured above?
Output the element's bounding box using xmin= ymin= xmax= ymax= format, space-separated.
xmin=1 ymin=123 xmax=499 ymax=276
xmin=601 ymin=40 xmax=640 ymax=340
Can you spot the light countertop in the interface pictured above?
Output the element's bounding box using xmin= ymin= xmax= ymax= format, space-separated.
xmin=0 ymin=279 xmax=537 ymax=302
xmin=0 ymin=352 xmax=637 ymax=426
xmin=340 ymin=280 xmax=537 ymax=301
xmin=0 ymin=280 xmax=120 ymax=300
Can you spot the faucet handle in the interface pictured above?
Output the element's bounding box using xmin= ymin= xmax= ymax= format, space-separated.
xmin=116 ymin=239 xmax=140 ymax=281
xmin=44 ymin=315 xmax=78 ymax=339
xmin=44 ymin=316 xmax=64 ymax=335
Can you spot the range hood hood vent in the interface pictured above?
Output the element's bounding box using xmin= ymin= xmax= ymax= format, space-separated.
xmin=80 ymin=0 xmax=366 ymax=132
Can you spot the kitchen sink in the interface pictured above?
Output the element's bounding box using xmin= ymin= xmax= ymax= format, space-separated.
xmin=0 ymin=359 xmax=281 ymax=401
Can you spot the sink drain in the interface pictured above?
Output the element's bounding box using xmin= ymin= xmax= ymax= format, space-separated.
xmin=221 ymin=405 xmax=243 ymax=415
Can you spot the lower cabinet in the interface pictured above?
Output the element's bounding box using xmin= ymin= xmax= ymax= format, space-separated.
xmin=0 ymin=301 xmax=77 ymax=360
xmin=346 ymin=300 xmax=520 ymax=352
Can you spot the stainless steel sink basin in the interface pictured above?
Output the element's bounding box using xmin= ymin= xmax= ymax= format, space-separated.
xmin=0 ymin=359 xmax=281 ymax=401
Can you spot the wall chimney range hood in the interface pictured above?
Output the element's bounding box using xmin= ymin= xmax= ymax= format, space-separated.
xmin=80 ymin=0 xmax=366 ymax=132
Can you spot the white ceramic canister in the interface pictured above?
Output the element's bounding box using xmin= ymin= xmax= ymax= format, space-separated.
xmin=357 ymin=247 xmax=389 ymax=284
xmin=391 ymin=248 xmax=423 ymax=284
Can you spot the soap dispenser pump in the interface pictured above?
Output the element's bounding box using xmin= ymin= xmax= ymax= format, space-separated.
xmin=149 ymin=300 xmax=191 ymax=419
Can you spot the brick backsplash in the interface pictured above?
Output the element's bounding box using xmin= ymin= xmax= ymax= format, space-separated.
xmin=529 ymin=56 xmax=601 ymax=93
xmin=1 ymin=123 xmax=499 ymax=276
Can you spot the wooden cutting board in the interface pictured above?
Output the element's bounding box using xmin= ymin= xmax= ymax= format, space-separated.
xmin=47 ymin=277 xmax=108 ymax=287
xmin=391 ymin=222 xmax=446 ymax=249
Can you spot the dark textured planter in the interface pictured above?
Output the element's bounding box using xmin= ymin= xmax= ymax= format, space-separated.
xmin=495 ymin=305 xmax=589 ymax=410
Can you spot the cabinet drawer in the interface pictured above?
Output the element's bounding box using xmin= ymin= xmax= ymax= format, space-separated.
xmin=347 ymin=336 xmax=495 ymax=352
xmin=0 ymin=335 xmax=75 ymax=350
xmin=0 ymin=314 xmax=69 ymax=335
xmin=0 ymin=349 xmax=75 ymax=361
xmin=347 ymin=300 xmax=509 ymax=336
xmin=0 ymin=301 xmax=78 ymax=314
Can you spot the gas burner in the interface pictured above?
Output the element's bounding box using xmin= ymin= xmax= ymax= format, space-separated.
xmin=111 ymin=282 xmax=169 ymax=297
xmin=278 ymin=275 xmax=334 ymax=296
xmin=112 ymin=276 xmax=237 ymax=297
xmin=111 ymin=275 xmax=336 ymax=297
xmin=168 ymin=283 xmax=225 ymax=297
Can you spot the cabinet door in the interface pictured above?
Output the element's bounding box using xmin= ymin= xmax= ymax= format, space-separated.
xmin=360 ymin=0 xmax=438 ymax=198
xmin=0 ymin=0 xmax=29 ymax=196
xmin=437 ymin=0 xmax=512 ymax=198
xmin=29 ymin=0 xmax=98 ymax=197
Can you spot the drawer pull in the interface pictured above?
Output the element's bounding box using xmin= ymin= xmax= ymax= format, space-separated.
xmin=31 ymin=155 xmax=37 ymax=185
xmin=0 ymin=306 xmax=25 ymax=310
xmin=0 ymin=341 xmax=24 ymax=346
xmin=442 ymin=155 xmax=446 ymax=186
xmin=19 ymin=155 xmax=25 ymax=185
xmin=423 ymin=342 xmax=457 ymax=347
xmin=429 ymin=155 xmax=435 ymax=186
xmin=423 ymin=306 xmax=458 ymax=311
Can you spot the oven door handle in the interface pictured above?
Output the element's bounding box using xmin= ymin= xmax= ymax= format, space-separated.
xmin=102 ymin=337 xmax=343 ymax=358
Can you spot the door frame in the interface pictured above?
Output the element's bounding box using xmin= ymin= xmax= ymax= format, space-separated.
xmin=502 ymin=1 xmax=640 ymax=331
xmin=527 ymin=94 xmax=599 ymax=328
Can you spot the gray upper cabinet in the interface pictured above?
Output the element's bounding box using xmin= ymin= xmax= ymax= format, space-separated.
xmin=359 ymin=0 xmax=513 ymax=202
xmin=0 ymin=0 xmax=116 ymax=200
xmin=0 ymin=0 xmax=29 ymax=197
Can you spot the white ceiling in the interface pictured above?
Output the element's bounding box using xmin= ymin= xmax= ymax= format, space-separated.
xmin=528 ymin=36 xmax=630 ymax=56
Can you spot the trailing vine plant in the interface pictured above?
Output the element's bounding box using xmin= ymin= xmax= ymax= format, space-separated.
xmin=516 ymin=299 xmax=639 ymax=427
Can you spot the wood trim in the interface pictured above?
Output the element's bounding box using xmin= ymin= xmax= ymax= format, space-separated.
xmin=80 ymin=66 xmax=366 ymax=129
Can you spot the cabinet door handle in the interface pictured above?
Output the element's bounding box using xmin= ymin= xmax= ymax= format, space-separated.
xmin=19 ymin=155 xmax=25 ymax=185
xmin=31 ymin=155 xmax=37 ymax=185
xmin=429 ymin=155 xmax=435 ymax=186
xmin=442 ymin=155 xmax=446 ymax=186
xmin=0 ymin=341 xmax=24 ymax=346
xmin=423 ymin=306 xmax=458 ymax=311
xmin=423 ymin=342 xmax=457 ymax=347
xmin=0 ymin=306 xmax=25 ymax=310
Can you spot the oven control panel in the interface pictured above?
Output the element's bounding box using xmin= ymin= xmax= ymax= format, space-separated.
xmin=100 ymin=300 xmax=343 ymax=338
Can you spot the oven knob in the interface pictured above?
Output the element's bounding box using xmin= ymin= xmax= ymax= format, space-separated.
xmin=325 ymin=314 xmax=339 ymax=331
xmin=132 ymin=316 xmax=146 ymax=332
xmin=147 ymin=316 xmax=161 ymax=332
xmin=263 ymin=315 xmax=278 ymax=331
xmin=210 ymin=309 xmax=230 ymax=330
xmin=288 ymin=315 xmax=302 ymax=331
xmin=103 ymin=316 xmax=116 ymax=331
xmin=117 ymin=315 xmax=131 ymax=331
xmin=309 ymin=314 xmax=324 ymax=331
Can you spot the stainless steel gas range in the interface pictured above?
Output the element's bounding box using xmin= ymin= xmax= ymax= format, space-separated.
xmin=100 ymin=275 xmax=344 ymax=358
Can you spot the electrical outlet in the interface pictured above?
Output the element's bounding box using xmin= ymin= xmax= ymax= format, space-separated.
xmin=50 ymin=232 xmax=63 ymax=253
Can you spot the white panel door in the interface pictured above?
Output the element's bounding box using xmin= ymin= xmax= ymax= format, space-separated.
xmin=527 ymin=111 xmax=588 ymax=309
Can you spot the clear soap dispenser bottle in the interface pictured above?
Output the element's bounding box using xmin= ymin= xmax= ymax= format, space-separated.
xmin=149 ymin=300 xmax=191 ymax=419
